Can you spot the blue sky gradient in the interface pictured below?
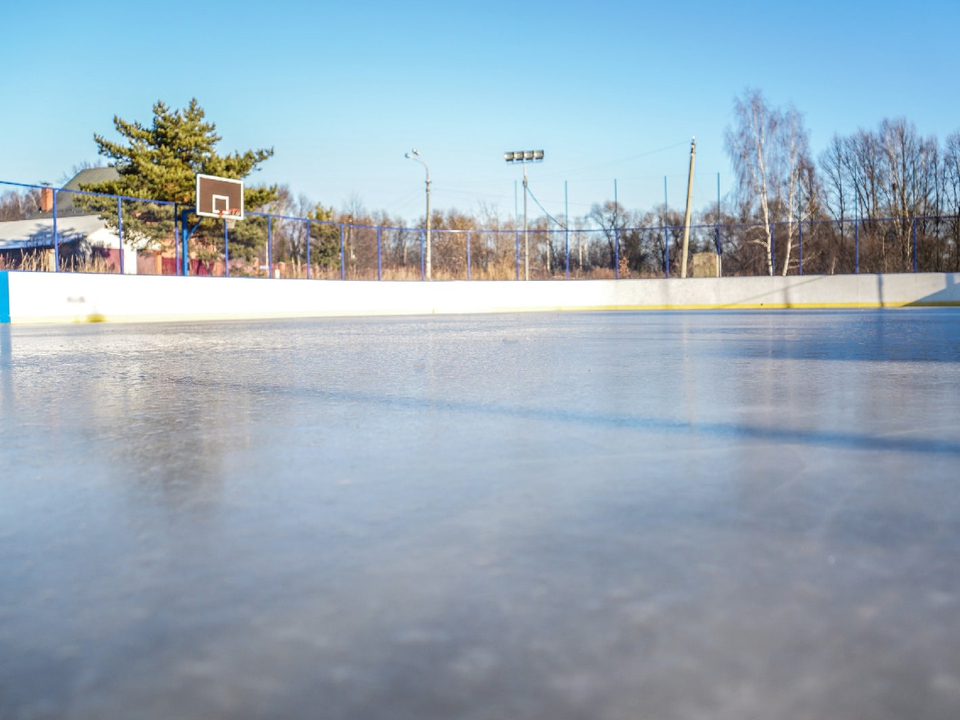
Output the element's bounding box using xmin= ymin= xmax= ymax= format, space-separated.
xmin=3 ymin=0 xmax=958 ymax=223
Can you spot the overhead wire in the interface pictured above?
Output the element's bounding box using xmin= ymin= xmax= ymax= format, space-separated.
xmin=525 ymin=183 xmax=567 ymax=230
xmin=537 ymin=140 xmax=690 ymax=180
xmin=387 ymin=139 xmax=701 ymax=222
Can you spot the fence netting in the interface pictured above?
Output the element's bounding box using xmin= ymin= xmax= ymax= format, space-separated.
xmin=3 ymin=180 xmax=960 ymax=279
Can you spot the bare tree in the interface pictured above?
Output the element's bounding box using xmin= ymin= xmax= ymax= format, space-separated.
xmin=589 ymin=200 xmax=624 ymax=270
xmin=0 ymin=187 xmax=42 ymax=221
xmin=775 ymin=106 xmax=811 ymax=275
xmin=820 ymin=120 xmax=940 ymax=272
xmin=340 ymin=194 xmax=368 ymax=262
xmin=877 ymin=118 xmax=938 ymax=269
xmin=725 ymin=89 xmax=811 ymax=276
xmin=943 ymin=131 xmax=960 ymax=270
xmin=818 ymin=135 xmax=854 ymax=273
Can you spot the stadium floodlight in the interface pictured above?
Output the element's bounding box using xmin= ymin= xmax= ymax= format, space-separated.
xmin=405 ymin=149 xmax=432 ymax=280
xmin=503 ymin=150 xmax=545 ymax=280
xmin=504 ymin=150 xmax=544 ymax=164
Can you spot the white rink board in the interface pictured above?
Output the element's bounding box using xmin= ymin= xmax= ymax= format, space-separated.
xmin=2 ymin=271 xmax=960 ymax=324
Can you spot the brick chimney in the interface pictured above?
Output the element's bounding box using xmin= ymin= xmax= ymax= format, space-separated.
xmin=40 ymin=186 xmax=54 ymax=213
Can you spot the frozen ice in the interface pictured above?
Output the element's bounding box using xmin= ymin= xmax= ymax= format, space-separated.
xmin=2 ymin=309 xmax=960 ymax=719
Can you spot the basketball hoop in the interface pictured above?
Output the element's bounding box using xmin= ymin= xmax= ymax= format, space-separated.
xmin=218 ymin=208 xmax=241 ymax=229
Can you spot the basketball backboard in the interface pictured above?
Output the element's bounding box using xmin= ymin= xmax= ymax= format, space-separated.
xmin=196 ymin=174 xmax=244 ymax=219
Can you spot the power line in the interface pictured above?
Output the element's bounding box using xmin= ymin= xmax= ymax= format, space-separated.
xmin=526 ymin=184 xmax=567 ymax=230
xmin=538 ymin=140 xmax=690 ymax=180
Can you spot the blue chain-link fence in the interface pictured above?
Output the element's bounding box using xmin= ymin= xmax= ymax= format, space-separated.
xmin=3 ymin=180 xmax=959 ymax=279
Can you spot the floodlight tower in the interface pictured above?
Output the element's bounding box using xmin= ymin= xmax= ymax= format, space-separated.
xmin=405 ymin=149 xmax=432 ymax=280
xmin=504 ymin=150 xmax=544 ymax=280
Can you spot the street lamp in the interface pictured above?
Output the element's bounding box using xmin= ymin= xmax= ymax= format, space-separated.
xmin=405 ymin=149 xmax=431 ymax=280
xmin=504 ymin=150 xmax=544 ymax=280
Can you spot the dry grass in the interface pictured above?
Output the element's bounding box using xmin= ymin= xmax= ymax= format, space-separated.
xmin=60 ymin=255 xmax=117 ymax=274
xmin=0 ymin=251 xmax=53 ymax=272
xmin=0 ymin=250 xmax=649 ymax=282
xmin=0 ymin=251 xmax=120 ymax=274
xmin=255 ymin=261 xmax=630 ymax=281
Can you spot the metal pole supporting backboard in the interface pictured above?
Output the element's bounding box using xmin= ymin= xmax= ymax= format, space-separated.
xmin=117 ymin=196 xmax=124 ymax=275
xmin=181 ymin=210 xmax=188 ymax=276
xmin=224 ymin=219 xmax=229 ymax=277
xmin=174 ymin=203 xmax=179 ymax=275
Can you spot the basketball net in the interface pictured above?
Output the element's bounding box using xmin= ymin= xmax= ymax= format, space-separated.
xmin=218 ymin=209 xmax=240 ymax=229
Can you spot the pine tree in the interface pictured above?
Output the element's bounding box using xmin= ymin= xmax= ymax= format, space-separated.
xmin=308 ymin=204 xmax=343 ymax=270
xmin=78 ymin=99 xmax=277 ymax=264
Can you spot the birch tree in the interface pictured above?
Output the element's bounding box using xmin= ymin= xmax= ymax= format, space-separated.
xmin=724 ymin=89 xmax=811 ymax=276
xmin=0 ymin=187 xmax=41 ymax=221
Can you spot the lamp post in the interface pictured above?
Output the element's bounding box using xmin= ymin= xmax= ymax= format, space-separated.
xmin=504 ymin=150 xmax=544 ymax=280
xmin=405 ymin=149 xmax=431 ymax=280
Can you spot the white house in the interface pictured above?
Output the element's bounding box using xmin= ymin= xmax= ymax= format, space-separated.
xmin=0 ymin=168 xmax=138 ymax=273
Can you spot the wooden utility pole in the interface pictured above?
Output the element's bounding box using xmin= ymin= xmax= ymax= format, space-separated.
xmin=680 ymin=137 xmax=697 ymax=278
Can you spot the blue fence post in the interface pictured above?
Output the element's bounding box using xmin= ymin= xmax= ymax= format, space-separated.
xmin=52 ymin=189 xmax=59 ymax=272
xmin=117 ymin=197 xmax=125 ymax=275
xmin=855 ymin=217 xmax=859 ymax=274
xmin=663 ymin=177 xmax=669 ymax=278
xmin=716 ymin=172 xmax=722 ymax=274
xmin=224 ymin=219 xmax=230 ymax=277
xmin=306 ymin=220 xmax=311 ymax=279
xmin=565 ymin=181 xmax=570 ymax=280
xmin=181 ymin=209 xmax=189 ymax=276
xmin=377 ymin=226 xmax=382 ymax=281
xmin=515 ymin=230 xmax=520 ymax=280
xmin=340 ymin=224 xmax=345 ymax=280
xmin=912 ymin=217 xmax=918 ymax=273
xmin=267 ymin=216 xmax=273 ymax=278
xmin=466 ymin=231 xmax=471 ymax=280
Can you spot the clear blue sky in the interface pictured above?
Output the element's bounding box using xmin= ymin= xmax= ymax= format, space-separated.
xmin=3 ymin=0 xmax=958 ymax=224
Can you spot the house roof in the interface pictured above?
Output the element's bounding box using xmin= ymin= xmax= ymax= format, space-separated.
xmin=0 ymin=215 xmax=120 ymax=251
xmin=64 ymin=167 xmax=119 ymax=192
xmin=35 ymin=167 xmax=120 ymax=218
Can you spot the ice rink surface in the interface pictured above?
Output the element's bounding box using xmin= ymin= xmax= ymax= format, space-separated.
xmin=2 ymin=309 xmax=960 ymax=720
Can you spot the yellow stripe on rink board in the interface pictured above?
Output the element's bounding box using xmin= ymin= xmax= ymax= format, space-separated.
xmin=11 ymin=301 xmax=959 ymax=325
